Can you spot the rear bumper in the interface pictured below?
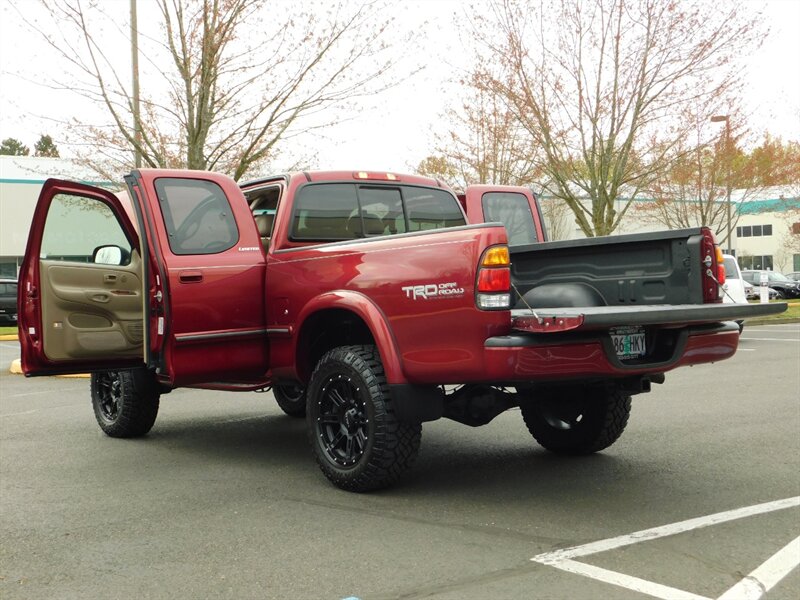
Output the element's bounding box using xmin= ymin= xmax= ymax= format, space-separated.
xmin=481 ymin=321 xmax=740 ymax=382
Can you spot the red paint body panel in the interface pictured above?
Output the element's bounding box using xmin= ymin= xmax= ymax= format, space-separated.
xmin=482 ymin=329 xmax=739 ymax=382
xmin=128 ymin=170 xmax=269 ymax=386
xmin=265 ymin=221 xmax=510 ymax=384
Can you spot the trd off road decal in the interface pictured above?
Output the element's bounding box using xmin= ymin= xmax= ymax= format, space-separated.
xmin=402 ymin=282 xmax=465 ymax=300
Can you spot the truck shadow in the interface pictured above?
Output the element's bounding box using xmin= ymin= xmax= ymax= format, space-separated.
xmin=140 ymin=408 xmax=717 ymax=508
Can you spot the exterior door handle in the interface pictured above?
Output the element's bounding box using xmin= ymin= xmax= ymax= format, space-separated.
xmin=179 ymin=271 xmax=203 ymax=283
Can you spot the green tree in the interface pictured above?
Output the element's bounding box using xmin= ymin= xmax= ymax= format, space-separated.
xmin=0 ymin=138 xmax=30 ymax=156
xmin=34 ymin=134 xmax=60 ymax=157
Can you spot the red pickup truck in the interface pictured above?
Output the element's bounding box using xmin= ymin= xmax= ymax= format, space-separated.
xmin=18 ymin=169 xmax=784 ymax=491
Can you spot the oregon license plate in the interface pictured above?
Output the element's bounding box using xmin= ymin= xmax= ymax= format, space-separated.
xmin=610 ymin=326 xmax=646 ymax=359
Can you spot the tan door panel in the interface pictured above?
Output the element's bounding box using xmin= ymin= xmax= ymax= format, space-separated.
xmin=41 ymin=251 xmax=144 ymax=361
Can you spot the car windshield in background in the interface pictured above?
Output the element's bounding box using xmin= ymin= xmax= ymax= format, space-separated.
xmin=723 ymin=257 xmax=739 ymax=278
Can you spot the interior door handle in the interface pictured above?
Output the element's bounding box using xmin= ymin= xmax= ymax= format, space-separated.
xmin=179 ymin=271 xmax=203 ymax=283
xmin=104 ymin=274 xmax=118 ymax=283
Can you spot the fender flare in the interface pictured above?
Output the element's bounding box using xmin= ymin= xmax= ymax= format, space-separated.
xmin=295 ymin=290 xmax=406 ymax=384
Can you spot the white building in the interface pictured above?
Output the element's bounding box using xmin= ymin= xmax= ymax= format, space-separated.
xmin=0 ymin=156 xmax=111 ymax=278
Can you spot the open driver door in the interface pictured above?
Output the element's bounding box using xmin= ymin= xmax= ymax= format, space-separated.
xmin=19 ymin=171 xmax=269 ymax=387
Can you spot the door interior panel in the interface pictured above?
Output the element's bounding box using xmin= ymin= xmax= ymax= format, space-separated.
xmin=40 ymin=251 xmax=144 ymax=361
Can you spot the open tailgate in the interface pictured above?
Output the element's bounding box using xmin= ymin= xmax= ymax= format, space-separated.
xmin=511 ymin=302 xmax=788 ymax=333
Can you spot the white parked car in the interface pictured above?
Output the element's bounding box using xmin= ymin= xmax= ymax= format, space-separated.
xmin=721 ymin=255 xmax=748 ymax=332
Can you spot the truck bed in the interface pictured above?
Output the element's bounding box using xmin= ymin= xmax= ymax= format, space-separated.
xmin=510 ymin=227 xmax=711 ymax=306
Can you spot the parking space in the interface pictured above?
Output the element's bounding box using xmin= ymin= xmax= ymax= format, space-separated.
xmin=1 ymin=324 xmax=798 ymax=599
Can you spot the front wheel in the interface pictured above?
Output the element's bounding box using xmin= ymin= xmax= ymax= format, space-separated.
xmin=520 ymin=386 xmax=631 ymax=455
xmin=273 ymin=384 xmax=307 ymax=418
xmin=91 ymin=369 xmax=160 ymax=438
xmin=307 ymin=345 xmax=421 ymax=492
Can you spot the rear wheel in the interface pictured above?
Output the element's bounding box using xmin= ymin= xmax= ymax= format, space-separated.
xmin=91 ymin=369 xmax=160 ymax=438
xmin=520 ymin=386 xmax=631 ymax=455
xmin=273 ymin=384 xmax=307 ymax=418
xmin=307 ymin=345 xmax=421 ymax=492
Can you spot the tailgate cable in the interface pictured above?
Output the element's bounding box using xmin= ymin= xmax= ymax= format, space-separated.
xmin=511 ymin=281 xmax=542 ymax=322
xmin=706 ymin=270 xmax=737 ymax=303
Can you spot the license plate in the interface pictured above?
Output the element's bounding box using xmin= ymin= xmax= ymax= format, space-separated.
xmin=610 ymin=326 xmax=646 ymax=359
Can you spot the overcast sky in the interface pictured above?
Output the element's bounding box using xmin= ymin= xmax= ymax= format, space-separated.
xmin=0 ymin=0 xmax=798 ymax=175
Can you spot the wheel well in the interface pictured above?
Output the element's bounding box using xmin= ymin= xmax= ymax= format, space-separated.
xmin=296 ymin=309 xmax=375 ymax=382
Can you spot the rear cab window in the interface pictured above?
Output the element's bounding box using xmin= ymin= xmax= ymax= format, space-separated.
xmin=291 ymin=183 xmax=465 ymax=242
xmin=481 ymin=192 xmax=538 ymax=246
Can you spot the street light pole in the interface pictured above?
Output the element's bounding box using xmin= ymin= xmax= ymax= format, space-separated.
xmin=711 ymin=114 xmax=732 ymax=254
xmin=131 ymin=0 xmax=142 ymax=168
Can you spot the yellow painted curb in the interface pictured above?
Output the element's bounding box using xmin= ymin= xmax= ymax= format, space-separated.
xmin=9 ymin=358 xmax=88 ymax=378
xmin=0 ymin=334 xmax=19 ymax=341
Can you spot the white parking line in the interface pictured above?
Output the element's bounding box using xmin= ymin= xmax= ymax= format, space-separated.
xmin=739 ymin=337 xmax=799 ymax=342
xmin=553 ymin=559 xmax=709 ymax=600
xmin=718 ymin=535 xmax=800 ymax=600
xmin=532 ymin=496 xmax=800 ymax=600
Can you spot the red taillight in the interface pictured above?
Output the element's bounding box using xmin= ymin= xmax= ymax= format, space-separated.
xmin=477 ymin=268 xmax=510 ymax=292
xmin=476 ymin=244 xmax=511 ymax=310
xmin=716 ymin=247 xmax=726 ymax=285
xmin=700 ymin=227 xmax=723 ymax=303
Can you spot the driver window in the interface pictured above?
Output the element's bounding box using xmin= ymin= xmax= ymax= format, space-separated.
xmin=41 ymin=194 xmax=133 ymax=265
xmin=154 ymin=178 xmax=239 ymax=255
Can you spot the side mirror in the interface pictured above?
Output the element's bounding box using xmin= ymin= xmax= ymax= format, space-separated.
xmin=93 ymin=245 xmax=124 ymax=265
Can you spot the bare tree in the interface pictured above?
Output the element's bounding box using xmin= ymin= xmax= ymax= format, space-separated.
xmin=419 ymin=68 xmax=541 ymax=190
xmin=470 ymin=0 xmax=764 ymax=236
xmin=23 ymin=0 xmax=404 ymax=180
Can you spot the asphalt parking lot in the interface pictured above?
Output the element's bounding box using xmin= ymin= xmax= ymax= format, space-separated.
xmin=1 ymin=324 xmax=798 ymax=600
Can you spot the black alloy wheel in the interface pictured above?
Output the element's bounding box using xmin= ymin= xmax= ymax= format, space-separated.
xmin=273 ymin=383 xmax=307 ymax=418
xmin=307 ymin=345 xmax=421 ymax=492
xmin=315 ymin=374 xmax=368 ymax=467
xmin=520 ymin=386 xmax=631 ymax=455
xmin=90 ymin=369 xmax=160 ymax=438
xmin=95 ymin=371 xmax=123 ymax=422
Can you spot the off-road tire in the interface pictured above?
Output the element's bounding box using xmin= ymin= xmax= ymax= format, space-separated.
xmin=273 ymin=384 xmax=307 ymax=418
xmin=307 ymin=345 xmax=421 ymax=492
xmin=520 ymin=387 xmax=631 ymax=455
xmin=91 ymin=369 xmax=160 ymax=438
